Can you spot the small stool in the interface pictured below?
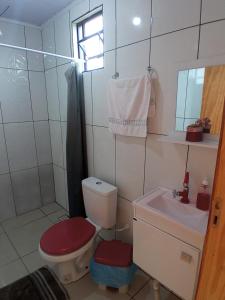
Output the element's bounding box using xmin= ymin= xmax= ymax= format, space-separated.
xmin=90 ymin=240 xmax=137 ymax=293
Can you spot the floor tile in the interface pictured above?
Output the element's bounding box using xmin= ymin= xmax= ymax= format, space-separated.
xmin=22 ymin=251 xmax=46 ymax=273
xmin=0 ymin=233 xmax=18 ymax=267
xmin=0 ymin=259 xmax=28 ymax=288
xmin=66 ymin=274 xmax=130 ymax=300
xmin=127 ymin=269 xmax=150 ymax=297
xmin=47 ymin=209 xmax=69 ymax=223
xmin=40 ymin=202 xmax=62 ymax=215
xmin=2 ymin=209 xmax=44 ymax=233
xmin=134 ymin=280 xmax=181 ymax=300
xmin=7 ymin=217 xmax=52 ymax=256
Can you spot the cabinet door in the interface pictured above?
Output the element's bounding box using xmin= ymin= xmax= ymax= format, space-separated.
xmin=133 ymin=219 xmax=200 ymax=300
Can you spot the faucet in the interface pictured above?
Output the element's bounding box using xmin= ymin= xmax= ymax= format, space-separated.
xmin=173 ymin=172 xmax=190 ymax=204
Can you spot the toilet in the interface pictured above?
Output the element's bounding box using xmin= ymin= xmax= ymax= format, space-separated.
xmin=39 ymin=177 xmax=117 ymax=284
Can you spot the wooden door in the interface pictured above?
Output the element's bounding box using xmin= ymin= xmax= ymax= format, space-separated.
xmin=201 ymin=65 xmax=225 ymax=135
xmin=195 ymin=104 xmax=225 ymax=300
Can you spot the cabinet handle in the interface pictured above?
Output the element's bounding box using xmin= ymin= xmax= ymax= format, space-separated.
xmin=181 ymin=251 xmax=192 ymax=263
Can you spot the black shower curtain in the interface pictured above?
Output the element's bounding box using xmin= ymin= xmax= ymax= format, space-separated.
xmin=65 ymin=64 xmax=88 ymax=218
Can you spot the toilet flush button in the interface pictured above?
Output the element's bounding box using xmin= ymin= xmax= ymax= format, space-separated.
xmin=96 ymin=181 xmax=102 ymax=185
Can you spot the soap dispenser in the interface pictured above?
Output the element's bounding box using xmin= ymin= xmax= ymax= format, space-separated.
xmin=196 ymin=178 xmax=211 ymax=211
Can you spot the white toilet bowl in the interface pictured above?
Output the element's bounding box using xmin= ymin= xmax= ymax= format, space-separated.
xmin=39 ymin=217 xmax=101 ymax=284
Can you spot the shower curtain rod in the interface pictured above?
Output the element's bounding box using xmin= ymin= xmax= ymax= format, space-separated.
xmin=0 ymin=42 xmax=85 ymax=62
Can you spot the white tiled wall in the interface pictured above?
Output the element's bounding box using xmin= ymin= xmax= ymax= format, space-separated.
xmin=0 ymin=19 xmax=55 ymax=221
xmin=41 ymin=0 xmax=223 ymax=241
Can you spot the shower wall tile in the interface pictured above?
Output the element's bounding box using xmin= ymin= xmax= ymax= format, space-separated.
xmin=11 ymin=168 xmax=42 ymax=215
xmin=29 ymin=71 xmax=48 ymax=121
xmin=42 ymin=21 xmax=56 ymax=70
xmin=0 ymin=124 xmax=9 ymax=175
xmin=0 ymin=174 xmax=15 ymax=222
xmin=53 ymin=165 xmax=67 ymax=210
xmin=86 ymin=125 xmax=94 ymax=177
xmin=149 ymin=27 xmax=199 ymax=135
xmin=201 ymin=0 xmax=225 ymax=23
xmin=103 ymin=0 xmax=116 ymax=51
xmin=93 ymin=126 xmax=115 ymax=185
xmin=5 ymin=122 xmax=37 ymax=172
xmin=45 ymin=68 xmax=60 ymax=120
xmin=61 ymin=122 xmax=67 ymax=170
xmin=70 ymin=0 xmax=89 ymax=22
xmin=39 ymin=164 xmax=55 ymax=205
xmin=54 ymin=11 xmax=72 ymax=66
xmin=117 ymin=40 xmax=150 ymax=78
xmin=83 ymin=72 xmax=92 ymax=125
xmin=57 ymin=64 xmax=69 ymax=121
xmin=0 ymin=19 xmax=55 ymax=218
xmin=0 ymin=69 xmax=32 ymax=123
xmin=151 ymin=0 xmax=201 ymax=37
xmin=92 ymin=51 xmax=115 ymax=126
xmin=34 ymin=121 xmax=52 ymax=165
xmin=0 ymin=20 xmax=25 ymax=46
xmin=116 ymin=0 xmax=151 ymax=47
xmin=49 ymin=121 xmax=64 ymax=168
xmin=116 ymin=135 xmax=145 ymax=201
xmin=144 ymin=135 xmax=188 ymax=193
xmin=0 ymin=20 xmax=27 ymax=70
xmin=187 ymin=147 xmax=217 ymax=198
xmin=25 ymin=27 xmax=44 ymax=71
xmin=116 ymin=197 xmax=133 ymax=244
xmin=90 ymin=0 xmax=103 ymax=10
xmin=198 ymin=20 xmax=225 ymax=59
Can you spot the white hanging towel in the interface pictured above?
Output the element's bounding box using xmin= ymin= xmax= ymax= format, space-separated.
xmin=107 ymin=74 xmax=153 ymax=137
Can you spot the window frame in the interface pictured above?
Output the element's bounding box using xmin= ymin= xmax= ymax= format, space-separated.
xmin=76 ymin=11 xmax=104 ymax=71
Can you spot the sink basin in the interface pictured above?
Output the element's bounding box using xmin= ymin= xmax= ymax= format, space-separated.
xmin=134 ymin=187 xmax=209 ymax=249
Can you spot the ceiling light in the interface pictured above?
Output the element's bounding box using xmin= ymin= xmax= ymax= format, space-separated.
xmin=132 ymin=17 xmax=141 ymax=26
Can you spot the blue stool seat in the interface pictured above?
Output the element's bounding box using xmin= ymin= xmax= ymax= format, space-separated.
xmin=90 ymin=258 xmax=137 ymax=289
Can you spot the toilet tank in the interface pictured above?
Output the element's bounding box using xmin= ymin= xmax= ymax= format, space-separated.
xmin=82 ymin=177 xmax=117 ymax=229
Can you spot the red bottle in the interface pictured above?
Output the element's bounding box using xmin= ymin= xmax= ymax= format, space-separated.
xmin=196 ymin=179 xmax=211 ymax=211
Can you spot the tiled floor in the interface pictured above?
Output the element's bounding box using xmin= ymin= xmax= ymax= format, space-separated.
xmin=0 ymin=202 xmax=68 ymax=287
xmin=0 ymin=203 xmax=180 ymax=299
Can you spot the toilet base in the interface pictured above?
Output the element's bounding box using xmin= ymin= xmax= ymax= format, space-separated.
xmin=53 ymin=258 xmax=90 ymax=284
xmin=39 ymin=235 xmax=96 ymax=285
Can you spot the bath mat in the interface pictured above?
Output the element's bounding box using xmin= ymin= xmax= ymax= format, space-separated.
xmin=0 ymin=266 xmax=70 ymax=300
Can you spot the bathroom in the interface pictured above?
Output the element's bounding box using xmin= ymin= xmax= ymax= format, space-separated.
xmin=0 ymin=0 xmax=224 ymax=299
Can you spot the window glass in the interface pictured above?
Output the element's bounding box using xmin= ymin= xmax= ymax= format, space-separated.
xmin=84 ymin=15 xmax=103 ymax=37
xmin=75 ymin=11 xmax=104 ymax=71
xmin=79 ymin=35 xmax=103 ymax=58
xmin=86 ymin=56 xmax=103 ymax=71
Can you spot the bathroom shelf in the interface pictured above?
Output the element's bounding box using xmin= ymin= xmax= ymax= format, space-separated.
xmin=158 ymin=132 xmax=219 ymax=149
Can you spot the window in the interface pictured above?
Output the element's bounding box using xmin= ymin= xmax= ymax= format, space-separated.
xmin=76 ymin=11 xmax=103 ymax=71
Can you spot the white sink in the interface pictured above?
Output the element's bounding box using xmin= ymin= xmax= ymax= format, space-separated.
xmin=134 ymin=187 xmax=209 ymax=249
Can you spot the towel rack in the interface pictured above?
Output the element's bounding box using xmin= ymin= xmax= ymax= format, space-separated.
xmin=111 ymin=66 xmax=156 ymax=79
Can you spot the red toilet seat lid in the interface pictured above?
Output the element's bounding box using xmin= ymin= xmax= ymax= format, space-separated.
xmin=40 ymin=217 xmax=96 ymax=256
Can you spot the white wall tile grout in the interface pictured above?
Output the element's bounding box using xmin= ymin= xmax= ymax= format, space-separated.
xmin=0 ymin=20 xmax=55 ymax=219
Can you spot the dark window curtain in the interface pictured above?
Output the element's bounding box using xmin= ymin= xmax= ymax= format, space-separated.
xmin=65 ymin=64 xmax=88 ymax=218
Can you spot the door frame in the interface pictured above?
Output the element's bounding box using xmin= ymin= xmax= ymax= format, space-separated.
xmin=195 ymin=101 xmax=225 ymax=299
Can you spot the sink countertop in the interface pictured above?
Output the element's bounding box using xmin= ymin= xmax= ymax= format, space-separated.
xmin=133 ymin=187 xmax=209 ymax=250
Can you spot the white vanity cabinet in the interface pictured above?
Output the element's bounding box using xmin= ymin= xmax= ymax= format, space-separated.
xmin=133 ymin=219 xmax=201 ymax=300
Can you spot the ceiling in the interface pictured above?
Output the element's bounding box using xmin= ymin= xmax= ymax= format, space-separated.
xmin=0 ymin=0 xmax=76 ymax=26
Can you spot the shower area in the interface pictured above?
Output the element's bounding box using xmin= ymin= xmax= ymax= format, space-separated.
xmin=0 ymin=19 xmax=77 ymax=285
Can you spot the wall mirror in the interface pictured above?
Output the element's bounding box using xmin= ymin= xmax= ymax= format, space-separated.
xmin=175 ymin=64 xmax=225 ymax=136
